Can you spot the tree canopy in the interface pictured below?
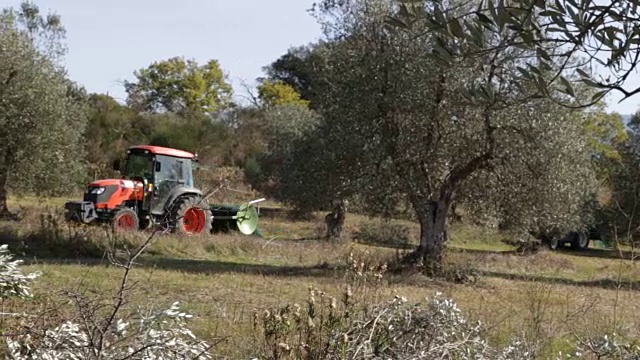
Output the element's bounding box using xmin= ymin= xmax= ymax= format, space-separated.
xmin=0 ymin=2 xmax=88 ymax=216
xmin=385 ymin=0 xmax=640 ymax=107
xmin=257 ymin=79 xmax=310 ymax=108
xmin=124 ymin=56 xmax=234 ymax=116
xmin=261 ymin=0 xmax=604 ymax=270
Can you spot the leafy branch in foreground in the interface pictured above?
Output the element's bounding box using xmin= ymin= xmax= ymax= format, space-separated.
xmin=386 ymin=0 xmax=640 ymax=106
xmin=4 ymin=226 xmax=214 ymax=359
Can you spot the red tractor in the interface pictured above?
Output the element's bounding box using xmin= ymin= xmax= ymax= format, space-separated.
xmin=64 ymin=145 xmax=217 ymax=234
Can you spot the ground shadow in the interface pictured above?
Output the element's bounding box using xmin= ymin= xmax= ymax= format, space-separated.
xmin=22 ymin=256 xmax=348 ymax=279
xmin=448 ymin=247 xmax=518 ymax=255
xmin=558 ymin=247 xmax=640 ymax=261
xmin=23 ymin=254 xmax=640 ymax=293
xmin=448 ymin=244 xmax=640 ymax=262
xmin=479 ymin=270 xmax=640 ymax=292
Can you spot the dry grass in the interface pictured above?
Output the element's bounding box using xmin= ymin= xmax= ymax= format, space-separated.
xmin=2 ymin=196 xmax=640 ymax=358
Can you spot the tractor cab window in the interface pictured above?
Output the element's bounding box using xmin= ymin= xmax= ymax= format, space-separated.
xmin=152 ymin=155 xmax=194 ymax=209
xmin=123 ymin=152 xmax=154 ymax=181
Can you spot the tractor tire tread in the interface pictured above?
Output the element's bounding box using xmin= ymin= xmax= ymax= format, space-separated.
xmin=170 ymin=195 xmax=212 ymax=235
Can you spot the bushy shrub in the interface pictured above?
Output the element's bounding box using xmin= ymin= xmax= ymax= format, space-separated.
xmin=0 ymin=244 xmax=40 ymax=299
xmin=251 ymin=251 xmax=534 ymax=360
xmin=561 ymin=333 xmax=640 ymax=359
xmin=252 ymin=289 xmax=540 ymax=359
xmin=6 ymin=301 xmax=212 ymax=359
xmin=0 ymin=235 xmax=213 ymax=359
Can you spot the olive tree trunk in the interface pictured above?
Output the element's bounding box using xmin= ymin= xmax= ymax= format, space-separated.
xmin=0 ymin=153 xmax=10 ymax=218
xmin=406 ymin=195 xmax=452 ymax=273
xmin=325 ymin=199 xmax=347 ymax=239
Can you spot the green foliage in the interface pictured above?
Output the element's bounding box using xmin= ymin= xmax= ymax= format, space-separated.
xmin=593 ymin=110 xmax=640 ymax=245
xmin=262 ymin=44 xmax=328 ymax=107
xmin=272 ymin=0 xmax=601 ymax=267
xmin=385 ymin=0 xmax=640 ymax=106
xmin=0 ymin=6 xmax=88 ymax=202
xmin=125 ymin=56 xmax=234 ymax=116
xmin=1 ymin=0 xmax=66 ymax=61
xmin=144 ymin=112 xmax=231 ymax=161
xmin=84 ymin=94 xmax=145 ymax=179
xmin=251 ymin=103 xmax=322 ymax=200
xmin=581 ymin=102 xmax=629 ymax=162
xmin=257 ymin=79 xmax=310 ymax=108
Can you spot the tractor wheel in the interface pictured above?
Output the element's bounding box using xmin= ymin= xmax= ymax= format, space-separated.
xmin=171 ymin=195 xmax=212 ymax=235
xmin=547 ymin=237 xmax=560 ymax=251
xmin=112 ymin=208 xmax=139 ymax=232
xmin=570 ymin=231 xmax=590 ymax=250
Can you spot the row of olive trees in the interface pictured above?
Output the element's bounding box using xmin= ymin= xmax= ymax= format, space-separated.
xmin=251 ymin=0 xmax=632 ymax=272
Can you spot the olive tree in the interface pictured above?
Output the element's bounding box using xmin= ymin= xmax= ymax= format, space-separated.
xmin=386 ymin=0 xmax=640 ymax=106
xmin=0 ymin=3 xmax=88 ymax=217
xmin=275 ymin=0 xmax=598 ymax=271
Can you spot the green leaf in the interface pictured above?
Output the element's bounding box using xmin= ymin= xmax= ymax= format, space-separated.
xmin=516 ymin=66 xmax=531 ymax=78
xmin=581 ymin=78 xmax=605 ymax=88
xmin=448 ymin=18 xmax=465 ymax=37
xmin=476 ymin=12 xmax=495 ymax=28
xmin=576 ymin=68 xmax=590 ymax=78
xmin=559 ymin=76 xmax=575 ymax=97
xmin=591 ymin=90 xmax=608 ymax=102
xmin=384 ymin=16 xmax=409 ymax=29
xmin=520 ymin=29 xmax=535 ymax=44
xmin=534 ymin=0 xmax=546 ymax=9
xmin=536 ymin=47 xmax=551 ymax=61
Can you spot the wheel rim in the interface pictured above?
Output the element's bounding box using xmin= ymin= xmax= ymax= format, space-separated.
xmin=116 ymin=213 xmax=136 ymax=231
xmin=579 ymin=234 xmax=589 ymax=247
xmin=183 ymin=208 xmax=206 ymax=234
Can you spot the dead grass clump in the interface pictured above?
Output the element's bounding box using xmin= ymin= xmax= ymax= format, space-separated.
xmin=1 ymin=208 xmax=147 ymax=259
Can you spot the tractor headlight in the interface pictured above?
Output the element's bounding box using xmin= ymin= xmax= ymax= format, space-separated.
xmin=91 ymin=187 xmax=105 ymax=195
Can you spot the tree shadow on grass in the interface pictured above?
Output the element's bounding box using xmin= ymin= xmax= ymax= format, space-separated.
xmin=22 ymin=254 xmax=640 ymax=293
xmin=448 ymin=245 xmax=640 ymax=262
xmin=479 ymin=270 xmax=640 ymax=292
xmin=558 ymin=247 xmax=640 ymax=261
xmin=21 ymin=256 xmax=348 ymax=279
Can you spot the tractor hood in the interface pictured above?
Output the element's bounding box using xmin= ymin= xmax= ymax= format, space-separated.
xmin=88 ymin=179 xmax=142 ymax=188
xmin=84 ymin=179 xmax=145 ymax=208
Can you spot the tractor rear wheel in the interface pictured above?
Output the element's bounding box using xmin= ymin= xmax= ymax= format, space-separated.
xmin=112 ymin=208 xmax=139 ymax=232
xmin=171 ymin=195 xmax=212 ymax=235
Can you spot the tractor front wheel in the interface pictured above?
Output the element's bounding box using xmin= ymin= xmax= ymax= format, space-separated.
xmin=112 ymin=208 xmax=139 ymax=232
xmin=171 ymin=196 xmax=212 ymax=235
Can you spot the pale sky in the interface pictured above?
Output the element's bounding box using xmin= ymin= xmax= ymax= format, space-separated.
xmin=5 ymin=0 xmax=324 ymax=105
xmin=5 ymin=0 xmax=640 ymax=115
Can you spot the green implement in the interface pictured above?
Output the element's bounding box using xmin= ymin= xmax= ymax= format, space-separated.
xmin=210 ymin=198 xmax=265 ymax=237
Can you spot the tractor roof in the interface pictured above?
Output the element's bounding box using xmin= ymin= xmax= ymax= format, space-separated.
xmin=129 ymin=145 xmax=196 ymax=159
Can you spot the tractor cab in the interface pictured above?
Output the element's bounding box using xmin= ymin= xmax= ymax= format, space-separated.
xmin=114 ymin=145 xmax=198 ymax=216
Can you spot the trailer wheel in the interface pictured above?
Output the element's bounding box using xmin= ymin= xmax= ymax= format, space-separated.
xmin=112 ymin=208 xmax=139 ymax=232
xmin=547 ymin=237 xmax=560 ymax=251
xmin=171 ymin=195 xmax=212 ymax=235
xmin=570 ymin=231 xmax=590 ymax=250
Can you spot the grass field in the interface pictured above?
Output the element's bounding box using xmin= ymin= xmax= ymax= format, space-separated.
xmin=2 ymin=195 xmax=640 ymax=358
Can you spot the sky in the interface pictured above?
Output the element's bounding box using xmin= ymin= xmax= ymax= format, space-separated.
xmin=5 ymin=0 xmax=640 ymax=115
xmin=4 ymin=0 xmax=324 ymax=105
